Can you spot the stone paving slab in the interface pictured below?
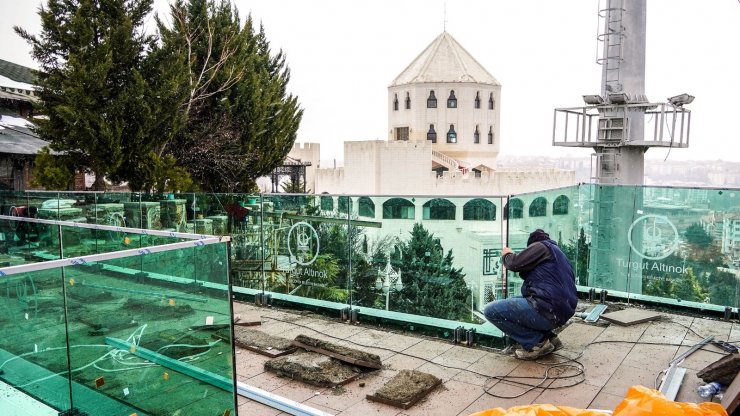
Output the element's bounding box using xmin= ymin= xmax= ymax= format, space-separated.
xmin=234 ymin=302 xmax=728 ymax=415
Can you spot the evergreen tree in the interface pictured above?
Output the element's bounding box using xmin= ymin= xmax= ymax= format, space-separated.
xmin=674 ymin=267 xmax=708 ymax=303
xmin=16 ymin=0 xmax=171 ymax=190
xmin=561 ymin=227 xmax=590 ymax=286
xmin=685 ymin=223 xmax=713 ymax=248
xmin=159 ymin=0 xmax=303 ymax=192
xmin=392 ymin=224 xmax=471 ymax=321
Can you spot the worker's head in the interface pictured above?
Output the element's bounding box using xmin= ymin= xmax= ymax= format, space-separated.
xmin=527 ymin=229 xmax=550 ymax=246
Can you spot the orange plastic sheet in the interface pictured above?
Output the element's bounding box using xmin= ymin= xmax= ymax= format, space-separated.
xmin=612 ymin=385 xmax=727 ymax=416
xmin=470 ymin=404 xmax=609 ymax=416
xmin=470 ymin=385 xmax=728 ymax=416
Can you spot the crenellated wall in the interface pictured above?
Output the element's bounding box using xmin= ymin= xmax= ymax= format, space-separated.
xmin=287 ymin=142 xmax=321 ymax=192
xmin=312 ymin=140 xmax=575 ymax=195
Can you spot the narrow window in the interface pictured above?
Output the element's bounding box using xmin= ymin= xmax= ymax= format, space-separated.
xmin=447 ymin=124 xmax=457 ymax=143
xmin=488 ymin=126 xmax=494 ymax=144
xmin=395 ymin=127 xmax=409 ymax=141
xmin=447 ymin=90 xmax=457 ymax=108
xmin=427 ymin=124 xmax=437 ymax=143
xmin=393 ymin=94 xmax=399 ymax=111
xmin=474 ymin=91 xmax=481 ymax=109
xmin=488 ymin=92 xmax=495 ymax=110
xmin=474 ymin=125 xmax=480 ymax=144
xmin=427 ymin=91 xmax=437 ymax=108
xmin=405 ymin=92 xmax=411 ymax=109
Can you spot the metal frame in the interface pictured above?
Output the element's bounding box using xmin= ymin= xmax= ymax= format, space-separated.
xmin=552 ymin=103 xmax=691 ymax=148
xmin=0 ymin=214 xmax=217 ymax=240
xmin=0 ymin=215 xmax=229 ymax=277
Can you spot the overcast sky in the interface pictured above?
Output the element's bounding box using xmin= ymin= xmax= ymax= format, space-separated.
xmin=3 ymin=0 xmax=740 ymax=163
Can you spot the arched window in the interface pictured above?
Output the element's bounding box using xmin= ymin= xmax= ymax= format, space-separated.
xmin=405 ymin=92 xmax=411 ymax=109
xmin=509 ymin=198 xmax=524 ymax=219
xmin=427 ymin=124 xmax=437 ymax=143
xmin=447 ymin=124 xmax=457 ymax=143
xmin=488 ymin=92 xmax=495 ymax=110
xmin=553 ymin=195 xmax=570 ymax=215
xmin=427 ymin=90 xmax=437 ymax=108
xmin=423 ymin=198 xmax=456 ymax=220
xmin=474 ymin=125 xmax=480 ymax=144
xmin=393 ymin=94 xmax=399 ymax=111
xmin=488 ymin=126 xmax=494 ymax=144
xmin=474 ymin=91 xmax=481 ymax=109
xmin=383 ymin=198 xmax=415 ymax=219
xmin=529 ymin=197 xmax=547 ymax=217
xmin=358 ymin=197 xmax=375 ymax=218
xmin=463 ymin=199 xmax=496 ymax=220
xmin=447 ymin=90 xmax=457 ymax=108
xmin=320 ymin=194 xmax=334 ymax=211
xmin=338 ymin=197 xmax=351 ymax=214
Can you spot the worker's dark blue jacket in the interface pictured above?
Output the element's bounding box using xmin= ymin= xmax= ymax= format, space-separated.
xmin=518 ymin=240 xmax=577 ymax=326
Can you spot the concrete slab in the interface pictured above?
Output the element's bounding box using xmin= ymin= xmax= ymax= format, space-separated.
xmin=601 ymin=309 xmax=663 ymax=326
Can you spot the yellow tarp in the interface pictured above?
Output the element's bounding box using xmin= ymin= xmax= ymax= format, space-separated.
xmin=470 ymin=385 xmax=728 ymax=416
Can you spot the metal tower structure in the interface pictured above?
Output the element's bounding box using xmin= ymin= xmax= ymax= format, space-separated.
xmin=551 ymin=0 xmax=694 ymax=293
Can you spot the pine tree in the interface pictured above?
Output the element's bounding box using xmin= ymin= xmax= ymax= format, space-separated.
xmin=159 ymin=0 xmax=303 ymax=192
xmin=16 ymin=0 xmax=166 ymax=190
xmin=393 ymin=223 xmax=471 ymax=321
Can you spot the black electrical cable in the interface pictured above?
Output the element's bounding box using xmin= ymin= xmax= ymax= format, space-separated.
xmin=258 ymin=313 xmax=732 ymax=399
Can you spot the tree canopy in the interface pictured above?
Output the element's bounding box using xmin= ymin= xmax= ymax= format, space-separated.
xmin=18 ymin=0 xmax=302 ymax=192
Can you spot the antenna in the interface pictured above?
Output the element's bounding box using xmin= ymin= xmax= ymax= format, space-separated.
xmin=443 ymin=1 xmax=447 ymax=32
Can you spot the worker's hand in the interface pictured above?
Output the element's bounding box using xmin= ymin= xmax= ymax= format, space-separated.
xmin=501 ymin=247 xmax=513 ymax=257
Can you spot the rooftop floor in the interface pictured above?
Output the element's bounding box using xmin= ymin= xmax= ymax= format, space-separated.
xmin=233 ymin=301 xmax=734 ymax=416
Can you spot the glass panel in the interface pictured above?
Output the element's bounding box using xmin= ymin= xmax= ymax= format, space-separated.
xmin=350 ymin=196 xmax=504 ymax=326
xmin=64 ymin=243 xmax=234 ymax=415
xmin=261 ymin=194 xmax=352 ymax=306
xmin=504 ymin=186 xmax=581 ymax=299
xmin=0 ymin=267 xmax=73 ymax=412
xmin=1 ymin=218 xmax=60 ymax=265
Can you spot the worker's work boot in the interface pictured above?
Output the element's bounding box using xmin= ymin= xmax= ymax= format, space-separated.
xmin=514 ymin=339 xmax=555 ymax=360
xmin=549 ymin=335 xmax=563 ymax=351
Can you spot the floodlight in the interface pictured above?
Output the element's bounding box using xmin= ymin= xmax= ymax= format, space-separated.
xmin=583 ymin=95 xmax=604 ymax=105
xmin=667 ymin=93 xmax=694 ymax=107
xmin=608 ymin=92 xmax=629 ymax=104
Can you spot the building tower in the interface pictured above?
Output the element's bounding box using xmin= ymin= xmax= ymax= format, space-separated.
xmin=552 ymin=0 xmax=693 ymax=293
xmin=388 ymin=32 xmax=501 ymax=175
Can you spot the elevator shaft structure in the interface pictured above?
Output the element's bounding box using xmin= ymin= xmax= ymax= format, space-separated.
xmin=551 ymin=0 xmax=694 ymax=293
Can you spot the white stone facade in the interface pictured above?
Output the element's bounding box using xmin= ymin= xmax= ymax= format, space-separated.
xmin=288 ymin=31 xmax=575 ymax=197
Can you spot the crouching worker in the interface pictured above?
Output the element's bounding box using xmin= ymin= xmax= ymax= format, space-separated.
xmin=484 ymin=229 xmax=577 ymax=360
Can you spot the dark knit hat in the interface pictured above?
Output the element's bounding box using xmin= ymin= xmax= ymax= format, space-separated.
xmin=527 ymin=229 xmax=550 ymax=246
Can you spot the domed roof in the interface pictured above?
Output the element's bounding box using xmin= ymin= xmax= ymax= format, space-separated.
xmin=390 ymin=32 xmax=500 ymax=87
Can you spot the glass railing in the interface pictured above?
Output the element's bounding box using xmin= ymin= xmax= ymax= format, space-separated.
xmin=0 ymin=216 xmax=236 ymax=415
xmin=4 ymin=184 xmax=739 ymax=343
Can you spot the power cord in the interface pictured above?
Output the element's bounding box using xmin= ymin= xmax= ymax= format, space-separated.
xmin=258 ymin=314 xmax=731 ymax=399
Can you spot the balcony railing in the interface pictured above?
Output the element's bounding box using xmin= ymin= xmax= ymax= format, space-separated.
xmin=2 ymin=185 xmax=738 ymax=351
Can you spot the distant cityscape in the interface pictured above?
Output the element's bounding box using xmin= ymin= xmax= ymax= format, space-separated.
xmin=497 ymin=155 xmax=740 ymax=188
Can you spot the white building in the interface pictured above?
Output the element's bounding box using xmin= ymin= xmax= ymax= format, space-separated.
xmin=286 ymin=32 xmax=577 ymax=308
xmin=290 ymin=32 xmax=574 ymax=196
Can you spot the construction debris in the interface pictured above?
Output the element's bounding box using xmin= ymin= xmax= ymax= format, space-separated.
xmin=264 ymin=351 xmax=362 ymax=387
xmin=213 ymin=327 xmax=295 ymax=357
xmin=293 ymin=335 xmax=382 ymax=369
xmin=697 ymin=353 xmax=740 ymax=386
xmin=366 ymin=370 xmax=441 ymax=409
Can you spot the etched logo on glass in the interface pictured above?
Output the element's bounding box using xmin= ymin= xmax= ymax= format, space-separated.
xmin=287 ymin=221 xmax=320 ymax=265
xmin=627 ymin=214 xmax=679 ymax=260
